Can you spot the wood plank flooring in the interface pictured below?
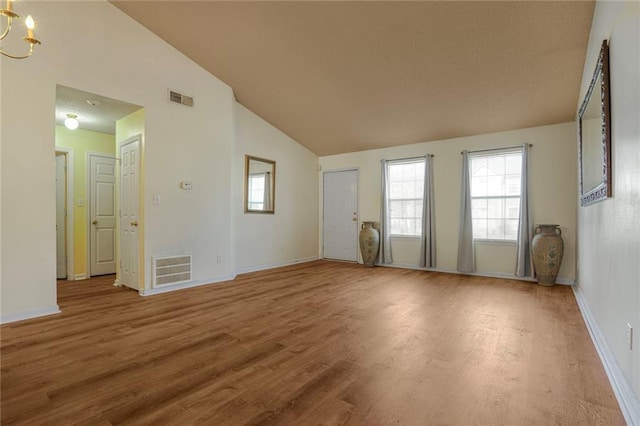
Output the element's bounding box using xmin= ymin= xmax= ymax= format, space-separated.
xmin=1 ymin=261 xmax=624 ymax=425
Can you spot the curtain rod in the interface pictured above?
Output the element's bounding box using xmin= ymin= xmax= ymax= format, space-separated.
xmin=461 ymin=144 xmax=532 ymax=155
xmin=381 ymin=154 xmax=434 ymax=163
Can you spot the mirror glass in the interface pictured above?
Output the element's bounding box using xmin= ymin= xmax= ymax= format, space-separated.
xmin=244 ymin=156 xmax=275 ymax=213
xmin=578 ymin=40 xmax=611 ymax=206
xmin=581 ymin=72 xmax=603 ymax=192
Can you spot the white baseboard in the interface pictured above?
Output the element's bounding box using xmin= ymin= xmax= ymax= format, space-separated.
xmin=235 ymin=256 xmax=319 ymax=275
xmin=74 ymin=273 xmax=87 ymax=280
xmin=139 ymin=273 xmax=237 ymax=296
xmin=382 ymin=263 xmax=575 ymax=285
xmin=0 ymin=305 xmax=61 ymax=324
xmin=572 ymin=285 xmax=640 ymax=425
xmin=555 ymin=277 xmax=576 ymax=285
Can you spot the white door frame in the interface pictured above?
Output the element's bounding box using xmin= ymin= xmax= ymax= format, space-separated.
xmin=86 ymin=151 xmax=116 ymax=278
xmin=55 ymin=148 xmax=74 ymax=280
xmin=321 ymin=167 xmax=360 ymax=261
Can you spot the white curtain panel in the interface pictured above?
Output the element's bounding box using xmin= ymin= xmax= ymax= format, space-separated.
xmin=419 ymin=155 xmax=436 ymax=268
xmin=515 ymin=145 xmax=534 ymax=277
xmin=457 ymin=150 xmax=475 ymax=272
xmin=377 ymin=160 xmax=393 ymax=265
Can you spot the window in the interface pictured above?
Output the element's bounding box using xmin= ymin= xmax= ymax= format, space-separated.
xmin=389 ymin=160 xmax=425 ymax=236
xmin=470 ymin=150 xmax=522 ymax=241
xmin=248 ymin=173 xmax=266 ymax=210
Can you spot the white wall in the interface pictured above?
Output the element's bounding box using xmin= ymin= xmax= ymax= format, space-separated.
xmin=576 ymin=1 xmax=640 ymax=421
xmin=234 ymin=103 xmax=319 ymax=272
xmin=320 ymin=122 xmax=577 ymax=282
xmin=1 ymin=0 xmax=238 ymax=319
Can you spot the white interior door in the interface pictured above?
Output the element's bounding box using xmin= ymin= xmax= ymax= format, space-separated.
xmin=120 ymin=137 xmax=140 ymax=290
xmin=90 ymin=154 xmax=116 ymax=276
xmin=323 ymin=170 xmax=358 ymax=261
xmin=55 ymin=154 xmax=67 ymax=279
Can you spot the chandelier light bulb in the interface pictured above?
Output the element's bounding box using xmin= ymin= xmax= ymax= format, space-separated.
xmin=25 ymin=15 xmax=34 ymax=39
xmin=25 ymin=15 xmax=35 ymax=30
xmin=64 ymin=114 xmax=79 ymax=130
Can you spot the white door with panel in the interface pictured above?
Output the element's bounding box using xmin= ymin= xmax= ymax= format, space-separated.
xmin=120 ymin=137 xmax=140 ymax=290
xmin=90 ymin=154 xmax=117 ymax=276
xmin=55 ymin=154 xmax=67 ymax=279
xmin=323 ymin=170 xmax=358 ymax=261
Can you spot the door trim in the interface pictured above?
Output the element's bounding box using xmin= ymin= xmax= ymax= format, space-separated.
xmin=321 ymin=168 xmax=359 ymax=262
xmin=86 ymin=151 xmax=116 ymax=278
xmin=55 ymin=148 xmax=74 ymax=280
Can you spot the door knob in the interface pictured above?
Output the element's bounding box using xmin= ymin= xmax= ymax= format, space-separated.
xmin=131 ymin=221 xmax=138 ymax=227
xmin=92 ymin=220 xmax=98 ymax=225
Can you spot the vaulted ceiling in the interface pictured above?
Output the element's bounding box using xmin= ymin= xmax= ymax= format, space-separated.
xmin=111 ymin=1 xmax=595 ymax=156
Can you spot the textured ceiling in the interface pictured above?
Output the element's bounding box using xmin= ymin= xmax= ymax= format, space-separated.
xmin=56 ymin=85 xmax=142 ymax=135
xmin=111 ymin=1 xmax=594 ymax=156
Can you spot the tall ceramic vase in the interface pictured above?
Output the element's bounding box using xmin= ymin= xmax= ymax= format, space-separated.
xmin=532 ymin=224 xmax=564 ymax=286
xmin=359 ymin=221 xmax=380 ymax=267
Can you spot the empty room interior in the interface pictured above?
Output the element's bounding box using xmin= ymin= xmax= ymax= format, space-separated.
xmin=1 ymin=1 xmax=638 ymax=425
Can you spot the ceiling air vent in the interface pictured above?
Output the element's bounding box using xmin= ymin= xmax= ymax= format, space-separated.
xmin=168 ymin=90 xmax=194 ymax=107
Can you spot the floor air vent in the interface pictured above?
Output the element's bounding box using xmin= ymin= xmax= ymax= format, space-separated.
xmin=152 ymin=255 xmax=192 ymax=288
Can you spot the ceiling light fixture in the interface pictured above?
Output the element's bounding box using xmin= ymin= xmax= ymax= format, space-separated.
xmin=64 ymin=114 xmax=79 ymax=130
xmin=0 ymin=0 xmax=41 ymax=59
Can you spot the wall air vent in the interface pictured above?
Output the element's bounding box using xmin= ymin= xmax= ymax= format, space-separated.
xmin=168 ymin=90 xmax=194 ymax=107
xmin=152 ymin=255 xmax=192 ymax=288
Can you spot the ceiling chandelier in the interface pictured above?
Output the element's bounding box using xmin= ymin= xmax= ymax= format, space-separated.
xmin=0 ymin=0 xmax=41 ymax=59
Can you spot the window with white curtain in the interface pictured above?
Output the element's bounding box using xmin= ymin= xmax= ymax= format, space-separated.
xmin=389 ymin=160 xmax=425 ymax=236
xmin=248 ymin=174 xmax=266 ymax=210
xmin=470 ymin=149 xmax=522 ymax=241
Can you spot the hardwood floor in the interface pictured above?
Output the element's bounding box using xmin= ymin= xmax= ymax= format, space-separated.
xmin=1 ymin=261 xmax=624 ymax=425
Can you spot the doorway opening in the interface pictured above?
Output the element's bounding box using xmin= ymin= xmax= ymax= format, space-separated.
xmin=55 ymin=85 xmax=143 ymax=290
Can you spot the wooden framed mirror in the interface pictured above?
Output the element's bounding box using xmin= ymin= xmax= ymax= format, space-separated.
xmin=578 ymin=40 xmax=612 ymax=206
xmin=244 ymin=155 xmax=276 ymax=214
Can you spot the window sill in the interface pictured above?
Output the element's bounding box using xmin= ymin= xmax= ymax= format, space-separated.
xmin=390 ymin=235 xmax=421 ymax=240
xmin=474 ymin=239 xmax=517 ymax=245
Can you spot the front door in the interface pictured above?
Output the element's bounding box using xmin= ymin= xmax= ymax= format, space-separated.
xmin=323 ymin=170 xmax=358 ymax=261
xmin=119 ymin=137 xmax=141 ymax=290
xmin=89 ymin=154 xmax=117 ymax=276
